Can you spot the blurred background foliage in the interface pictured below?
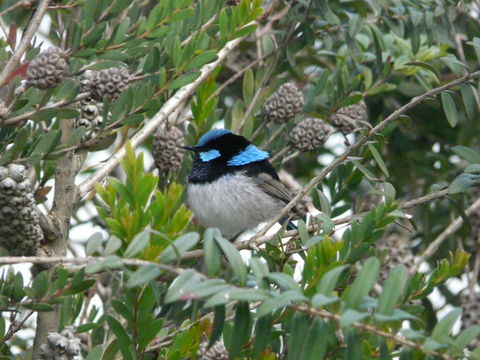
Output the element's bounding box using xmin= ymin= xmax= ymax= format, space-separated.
xmin=1 ymin=0 xmax=480 ymax=359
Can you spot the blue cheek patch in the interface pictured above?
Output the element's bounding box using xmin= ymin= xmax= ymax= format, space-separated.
xmin=227 ymin=144 xmax=269 ymax=166
xmin=199 ymin=149 xmax=221 ymax=162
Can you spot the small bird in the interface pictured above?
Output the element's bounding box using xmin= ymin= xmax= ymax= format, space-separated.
xmin=184 ymin=129 xmax=295 ymax=240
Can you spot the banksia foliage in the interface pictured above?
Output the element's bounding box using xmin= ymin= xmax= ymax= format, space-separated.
xmin=263 ymin=82 xmax=304 ymax=124
xmin=289 ymin=117 xmax=333 ymax=152
xmin=74 ymin=98 xmax=105 ymax=139
xmin=81 ymin=67 xmax=130 ymax=101
xmin=197 ymin=341 xmax=229 ymax=360
xmin=26 ymin=47 xmax=69 ymax=90
xmin=40 ymin=326 xmax=82 ymax=360
xmin=376 ymin=235 xmax=414 ymax=283
xmin=329 ymin=100 xmax=368 ymax=135
xmin=0 ymin=164 xmax=43 ymax=255
xmin=152 ymin=124 xmax=185 ymax=172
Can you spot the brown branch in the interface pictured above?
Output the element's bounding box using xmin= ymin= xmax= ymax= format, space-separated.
xmin=292 ymin=306 xmax=456 ymax=360
xmin=0 ymin=0 xmax=51 ymax=89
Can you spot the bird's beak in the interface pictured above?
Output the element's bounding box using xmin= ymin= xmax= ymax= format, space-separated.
xmin=182 ymin=145 xmax=197 ymax=152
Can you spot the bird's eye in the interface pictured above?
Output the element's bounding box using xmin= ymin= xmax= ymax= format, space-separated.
xmin=199 ymin=149 xmax=221 ymax=162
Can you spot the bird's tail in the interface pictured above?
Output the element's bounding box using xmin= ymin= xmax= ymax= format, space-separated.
xmin=280 ymin=216 xmax=297 ymax=231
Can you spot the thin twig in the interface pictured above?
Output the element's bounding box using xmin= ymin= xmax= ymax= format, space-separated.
xmin=409 ymin=196 xmax=480 ymax=275
xmin=292 ymin=306 xmax=456 ymax=360
xmin=0 ymin=0 xmax=36 ymax=17
xmin=0 ymin=310 xmax=35 ymax=348
xmin=77 ymin=29 xmax=253 ymax=199
xmin=179 ymin=186 xmax=453 ymax=260
xmin=3 ymin=93 xmax=90 ymax=127
xmin=247 ymin=69 xmax=480 ymax=249
xmin=0 ymin=0 xmax=51 ymax=89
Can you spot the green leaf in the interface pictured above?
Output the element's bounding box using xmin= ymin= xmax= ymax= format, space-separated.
xmin=317 ymin=265 xmax=348 ymax=295
xmin=86 ymin=232 xmax=104 ymax=255
xmin=166 ymin=72 xmax=201 ymax=90
xmin=85 ymin=345 xmax=103 ymax=360
xmin=124 ymin=231 xmax=150 ymax=257
xmin=287 ymin=313 xmax=309 ymax=360
xmin=368 ymin=144 xmax=389 ymax=177
xmin=461 ymin=84 xmax=478 ymax=121
xmin=340 ymin=309 xmax=369 ymax=327
xmin=299 ymin=319 xmax=329 ymax=360
xmin=158 ymin=232 xmax=199 ymax=263
xmin=452 ymin=145 xmax=480 ymax=164
xmin=229 ymin=302 xmax=251 ymax=357
xmin=441 ymin=92 xmax=458 ymax=127
xmin=454 ymin=326 xmax=480 ymax=350
xmin=266 ymin=273 xmax=302 ymax=292
xmin=449 ymin=173 xmax=478 ymax=194
xmin=214 ymin=234 xmax=247 ymax=285
xmin=243 ymin=68 xmax=254 ymax=105
xmin=126 ymin=265 xmax=161 ymax=288
xmin=312 ymin=294 xmax=339 ymax=307
xmin=164 ymin=269 xmax=199 ymax=303
xmin=432 ymin=308 xmax=462 ymax=341
xmin=185 ymin=50 xmax=218 ymax=70
xmin=210 ymin=306 xmax=225 ymax=346
xmin=204 ymin=229 xmax=222 ymax=276
xmin=342 ymin=257 xmax=379 ymax=310
xmin=377 ymin=266 xmax=407 ymax=316
xmin=104 ymin=236 xmax=122 ymax=256
xmin=24 ymin=302 xmax=55 ymax=311
xmin=256 ymin=290 xmax=307 ymax=318
xmin=106 ymin=314 xmax=133 ymax=346
xmin=253 ymin=314 xmax=273 ymax=356
xmin=404 ymin=61 xmax=440 ymax=81
xmin=77 ymin=323 xmax=99 ymax=333
xmin=32 ymin=130 xmax=61 ymax=155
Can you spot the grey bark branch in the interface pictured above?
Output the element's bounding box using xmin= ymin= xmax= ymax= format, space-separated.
xmin=77 ymin=30 xmax=251 ymax=199
xmin=248 ymin=69 xmax=480 ymax=248
xmin=32 ymin=119 xmax=86 ymax=359
xmin=0 ymin=0 xmax=51 ymax=89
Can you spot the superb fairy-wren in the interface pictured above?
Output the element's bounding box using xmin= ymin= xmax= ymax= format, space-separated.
xmin=185 ymin=129 xmax=295 ymax=240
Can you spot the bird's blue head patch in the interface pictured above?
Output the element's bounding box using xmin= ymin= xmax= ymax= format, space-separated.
xmin=199 ymin=149 xmax=221 ymax=162
xmin=227 ymin=144 xmax=269 ymax=166
xmin=197 ymin=129 xmax=232 ymax=147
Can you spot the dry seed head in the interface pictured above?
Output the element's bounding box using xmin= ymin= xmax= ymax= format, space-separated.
xmin=329 ymin=100 xmax=368 ymax=135
xmin=0 ymin=164 xmax=43 ymax=255
xmin=40 ymin=326 xmax=82 ymax=360
xmin=289 ymin=117 xmax=333 ymax=152
xmin=73 ymin=98 xmax=105 ymax=139
xmin=26 ymin=47 xmax=69 ymax=90
xmin=458 ymin=290 xmax=480 ymax=348
xmin=81 ymin=67 xmax=130 ymax=101
xmin=152 ymin=124 xmax=185 ymax=172
xmin=376 ymin=235 xmax=413 ymax=283
xmin=263 ymin=82 xmax=304 ymax=124
xmin=197 ymin=341 xmax=229 ymax=360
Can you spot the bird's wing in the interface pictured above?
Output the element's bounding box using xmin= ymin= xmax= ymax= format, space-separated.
xmin=254 ymin=172 xmax=293 ymax=205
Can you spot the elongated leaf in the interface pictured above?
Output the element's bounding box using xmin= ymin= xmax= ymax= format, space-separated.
xmin=126 ymin=265 xmax=161 ymax=288
xmin=166 ymin=72 xmax=201 ymax=89
xmin=256 ymin=290 xmax=307 ymax=318
xmin=368 ymin=144 xmax=389 ymax=177
xmin=185 ymin=50 xmax=217 ymax=70
xmin=214 ymin=234 xmax=247 ymax=285
xmin=204 ymin=229 xmax=222 ymax=276
xmin=441 ymin=92 xmax=458 ymax=127
xmin=229 ymin=302 xmax=251 ymax=357
xmin=124 ymin=231 xmax=149 ymax=257
xmin=158 ymin=232 xmax=199 ymax=262
xmin=164 ymin=270 xmax=199 ymax=303
xmin=287 ymin=313 xmax=309 ymax=360
xmin=377 ymin=265 xmax=406 ymax=316
xmin=452 ymin=145 xmax=480 ymax=164
xmin=253 ymin=314 xmax=273 ymax=356
xmin=432 ymin=308 xmax=462 ymax=341
xmin=210 ymin=306 xmax=225 ymax=346
xmin=342 ymin=257 xmax=379 ymax=310
xmin=317 ymin=265 xmax=348 ymax=295
xmin=86 ymin=232 xmax=103 ymax=255
xmin=299 ymin=319 xmax=329 ymax=360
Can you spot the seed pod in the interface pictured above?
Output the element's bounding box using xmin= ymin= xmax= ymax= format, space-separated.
xmin=289 ymin=117 xmax=333 ymax=152
xmin=40 ymin=326 xmax=82 ymax=360
xmin=197 ymin=341 xmax=229 ymax=360
xmin=263 ymin=82 xmax=304 ymax=124
xmin=81 ymin=67 xmax=130 ymax=101
xmin=329 ymin=100 xmax=368 ymax=135
xmin=26 ymin=47 xmax=69 ymax=90
xmin=0 ymin=164 xmax=43 ymax=255
xmin=152 ymin=124 xmax=185 ymax=172
xmin=458 ymin=290 xmax=480 ymax=348
xmin=376 ymin=235 xmax=413 ymax=284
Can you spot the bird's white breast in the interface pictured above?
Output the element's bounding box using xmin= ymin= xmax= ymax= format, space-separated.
xmin=187 ymin=172 xmax=284 ymax=239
